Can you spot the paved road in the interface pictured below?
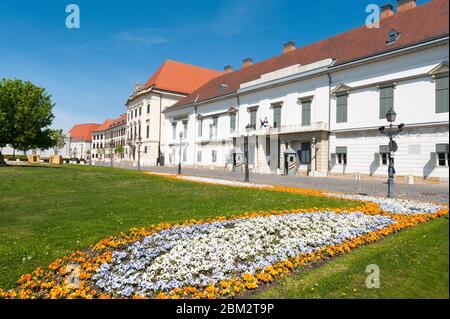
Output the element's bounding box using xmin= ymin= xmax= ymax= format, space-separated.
xmin=94 ymin=162 xmax=449 ymax=204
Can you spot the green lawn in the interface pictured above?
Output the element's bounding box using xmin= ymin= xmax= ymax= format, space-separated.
xmin=253 ymin=217 xmax=449 ymax=299
xmin=0 ymin=165 xmax=357 ymax=289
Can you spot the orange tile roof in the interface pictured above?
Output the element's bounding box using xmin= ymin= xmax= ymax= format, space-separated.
xmin=93 ymin=119 xmax=115 ymax=133
xmin=141 ymin=60 xmax=223 ymax=94
xmin=110 ymin=113 xmax=127 ymax=128
xmin=69 ymin=123 xmax=101 ymax=142
xmin=170 ymin=0 xmax=449 ymax=110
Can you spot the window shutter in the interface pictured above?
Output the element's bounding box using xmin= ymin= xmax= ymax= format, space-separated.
xmin=273 ymin=107 xmax=281 ymax=128
xmin=330 ymin=154 xmax=336 ymax=167
xmin=380 ymin=86 xmax=394 ymax=119
xmin=379 ymin=145 xmax=389 ymax=153
xmin=436 ymin=143 xmax=449 ymax=153
xmin=336 ymin=94 xmax=348 ymax=123
xmin=374 ymin=153 xmax=381 ymax=166
xmin=436 ymin=75 xmax=449 ymax=113
xmin=301 ymin=101 xmax=311 ymax=126
xmin=430 ymin=152 xmax=438 ymax=167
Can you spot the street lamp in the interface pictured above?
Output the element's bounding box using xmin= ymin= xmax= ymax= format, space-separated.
xmin=109 ymin=140 xmax=114 ymax=168
xmin=244 ymin=124 xmax=251 ymax=182
xmin=379 ymin=109 xmax=405 ymax=198
xmin=136 ymin=136 xmax=143 ymax=171
xmin=178 ymin=131 xmax=183 ymax=174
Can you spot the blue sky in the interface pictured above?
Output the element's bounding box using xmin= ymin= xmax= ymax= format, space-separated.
xmin=0 ymin=0 xmax=430 ymax=131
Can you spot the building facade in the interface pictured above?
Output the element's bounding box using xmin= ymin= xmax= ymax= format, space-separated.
xmin=164 ymin=0 xmax=449 ymax=183
xmin=68 ymin=123 xmax=100 ymax=161
xmin=91 ymin=114 xmax=127 ymax=164
xmin=124 ymin=60 xmax=223 ymax=167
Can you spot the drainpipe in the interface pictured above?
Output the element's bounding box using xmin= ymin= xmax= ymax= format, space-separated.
xmin=327 ymin=72 xmax=332 ymax=173
xmin=194 ymin=104 xmax=198 ymax=167
xmin=157 ymin=92 xmax=163 ymax=166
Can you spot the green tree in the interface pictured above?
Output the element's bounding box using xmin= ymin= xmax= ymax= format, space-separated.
xmin=50 ymin=129 xmax=66 ymax=156
xmin=0 ymin=79 xmax=56 ymax=165
xmin=114 ymin=144 xmax=124 ymax=155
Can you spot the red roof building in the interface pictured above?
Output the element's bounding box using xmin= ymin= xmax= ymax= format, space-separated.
xmin=170 ymin=0 xmax=449 ymax=110
xmin=69 ymin=123 xmax=100 ymax=142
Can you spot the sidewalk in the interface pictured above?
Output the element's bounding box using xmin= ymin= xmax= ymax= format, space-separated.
xmin=94 ymin=162 xmax=449 ymax=204
xmin=147 ymin=166 xmax=449 ymax=204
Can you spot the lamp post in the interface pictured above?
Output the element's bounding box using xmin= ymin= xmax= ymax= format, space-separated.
xmin=244 ymin=124 xmax=251 ymax=182
xmin=136 ymin=136 xmax=143 ymax=171
xmin=379 ymin=109 xmax=405 ymax=198
xmin=109 ymin=140 xmax=114 ymax=168
xmin=312 ymin=137 xmax=317 ymax=172
xmin=178 ymin=131 xmax=183 ymax=174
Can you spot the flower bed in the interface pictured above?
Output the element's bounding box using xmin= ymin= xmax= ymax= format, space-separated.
xmin=94 ymin=212 xmax=394 ymax=297
xmin=0 ymin=173 xmax=448 ymax=299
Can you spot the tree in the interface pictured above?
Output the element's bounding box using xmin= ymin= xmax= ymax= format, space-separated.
xmin=50 ymin=129 xmax=66 ymax=156
xmin=0 ymin=79 xmax=56 ymax=166
xmin=115 ymin=144 xmax=124 ymax=156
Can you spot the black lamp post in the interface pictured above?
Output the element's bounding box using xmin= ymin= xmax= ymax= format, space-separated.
xmin=244 ymin=124 xmax=251 ymax=182
xmin=178 ymin=131 xmax=183 ymax=175
xmin=109 ymin=139 xmax=114 ymax=168
xmin=136 ymin=136 xmax=142 ymax=171
xmin=379 ymin=109 xmax=405 ymax=198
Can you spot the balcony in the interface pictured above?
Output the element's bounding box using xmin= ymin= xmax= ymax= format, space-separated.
xmin=230 ymin=122 xmax=328 ymax=137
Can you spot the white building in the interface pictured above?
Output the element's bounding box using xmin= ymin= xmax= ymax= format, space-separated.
xmin=91 ymin=114 xmax=127 ymax=164
xmin=164 ymin=0 xmax=449 ymax=183
xmin=68 ymin=123 xmax=100 ymax=161
xmin=124 ymin=60 xmax=223 ymax=167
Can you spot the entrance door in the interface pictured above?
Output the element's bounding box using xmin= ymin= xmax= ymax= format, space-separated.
xmin=299 ymin=143 xmax=311 ymax=165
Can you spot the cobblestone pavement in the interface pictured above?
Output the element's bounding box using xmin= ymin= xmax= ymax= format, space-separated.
xmin=94 ymin=162 xmax=449 ymax=204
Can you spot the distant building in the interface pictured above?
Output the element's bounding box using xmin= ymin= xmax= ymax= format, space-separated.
xmin=125 ymin=60 xmax=223 ymax=167
xmin=91 ymin=114 xmax=127 ymax=163
xmin=68 ymin=123 xmax=100 ymax=160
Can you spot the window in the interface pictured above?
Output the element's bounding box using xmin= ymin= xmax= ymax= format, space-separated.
xmin=197 ymin=150 xmax=202 ymax=162
xmin=198 ymin=119 xmax=203 ymax=137
xmin=379 ymin=145 xmax=390 ymax=165
xmin=172 ymin=123 xmax=177 ymax=140
xmin=299 ymin=143 xmax=311 ymax=164
xmin=387 ymin=29 xmax=401 ymax=44
xmin=336 ymin=94 xmax=348 ymax=123
xmin=273 ymin=107 xmax=281 ymax=128
xmin=146 ymin=125 xmax=150 ymax=139
xmin=230 ymin=113 xmax=236 ymax=133
xmin=379 ymin=85 xmax=394 ymax=119
xmin=210 ymin=117 xmax=218 ymax=139
xmin=139 ymin=106 xmax=142 ymax=116
xmin=249 ymin=110 xmax=257 ymax=129
xmin=134 ymin=108 xmax=137 ymax=117
xmin=301 ymin=100 xmax=311 ymax=126
xmin=138 ymin=124 xmax=141 ymax=139
xmin=144 ymin=146 xmax=148 ymax=154
xmin=336 ymin=147 xmax=347 ymax=165
xmin=183 ymin=121 xmax=188 ymax=138
xmin=212 ymin=150 xmax=217 ymax=163
xmin=265 ymin=136 xmax=271 ymax=156
xmin=436 ymin=75 xmax=449 ymax=113
xmin=147 ymin=104 xmax=150 ymax=114
xmin=436 ymin=144 xmax=449 ymax=167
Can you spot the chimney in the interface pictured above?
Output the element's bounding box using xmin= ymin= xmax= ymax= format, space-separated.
xmin=380 ymin=4 xmax=394 ymax=20
xmin=224 ymin=65 xmax=234 ymax=73
xmin=283 ymin=41 xmax=296 ymax=54
xmin=243 ymin=58 xmax=253 ymax=68
xmin=397 ymin=0 xmax=416 ymax=13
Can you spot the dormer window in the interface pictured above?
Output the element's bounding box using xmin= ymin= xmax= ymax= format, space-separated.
xmin=387 ymin=29 xmax=401 ymax=44
xmin=219 ymin=83 xmax=228 ymax=93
